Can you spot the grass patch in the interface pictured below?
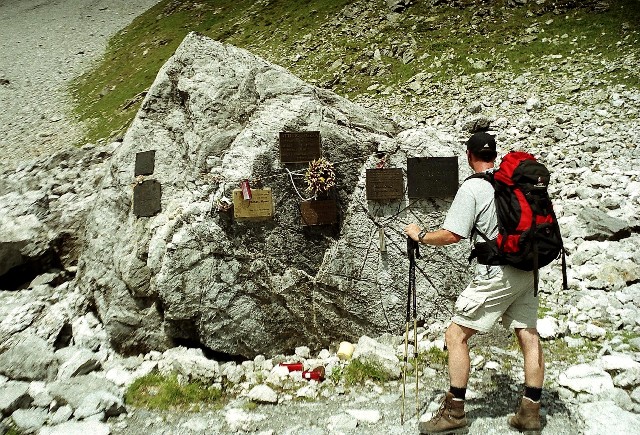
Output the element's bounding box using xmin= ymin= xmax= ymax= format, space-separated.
xmin=70 ymin=0 xmax=640 ymax=145
xmin=542 ymin=336 xmax=601 ymax=365
xmin=422 ymin=347 xmax=448 ymax=368
xmin=242 ymin=400 xmax=258 ymax=411
xmin=329 ymin=364 xmax=343 ymax=384
xmin=125 ymin=372 xmax=224 ymax=411
xmin=343 ymin=359 xmax=390 ymax=386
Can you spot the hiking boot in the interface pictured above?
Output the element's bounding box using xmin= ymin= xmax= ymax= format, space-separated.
xmin=508 ymin=397 xmax=541 ymax=434
xmin=418 ymin=392 xmax=468 ymax=434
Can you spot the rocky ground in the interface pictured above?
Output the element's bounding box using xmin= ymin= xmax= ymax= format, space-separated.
xmin=0 ymin=0 xmax=159 ymax=171
xmin=1 ymin=1 xmax=639 ymax=435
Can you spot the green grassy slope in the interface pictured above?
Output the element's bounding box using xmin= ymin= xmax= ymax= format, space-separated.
xmin=71 ymin=0 xmax=640 ymax=144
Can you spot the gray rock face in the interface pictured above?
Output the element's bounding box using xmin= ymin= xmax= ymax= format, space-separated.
xmin=0 ymin=335 xmax=58 ymax=381
xmin=0 ymin=381 xmax=32 ymax=416
xmin=47 ymin=374 xmax=121 ymax=410
xmin=10 ymin=407 xmax=48 ymax=434
xmin=0 ymin=145 xmax=115 ymax=290
xmin=579 ymin=208 xmax=635 ymax=241
xmin=75 ymin=33 xmax=465 ymax=358
xmin=55 ymin=347 xmax=101 ymax=380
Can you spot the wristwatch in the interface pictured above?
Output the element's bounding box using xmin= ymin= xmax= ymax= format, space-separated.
xmin=417 ymin=229 xmax=427 ymax=243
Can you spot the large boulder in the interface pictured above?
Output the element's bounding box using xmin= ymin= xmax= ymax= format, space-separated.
xmin=75 ymin=33 xmax=469 ymax=358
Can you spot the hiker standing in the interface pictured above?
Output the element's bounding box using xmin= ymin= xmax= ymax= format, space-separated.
xmin=404 ymin=132 xmax=544 ymax=435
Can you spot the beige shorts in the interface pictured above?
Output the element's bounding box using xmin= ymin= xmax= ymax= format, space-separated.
xmin=452 ymin=265 xmax=537 ymax=332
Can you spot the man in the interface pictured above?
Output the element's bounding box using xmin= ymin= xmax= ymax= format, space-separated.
xmin=404 ymin=132 xmax=544 ymax=435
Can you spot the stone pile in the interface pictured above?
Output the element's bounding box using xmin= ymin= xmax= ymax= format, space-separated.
xmin=0 ymin=331 xmax=440 ymax=434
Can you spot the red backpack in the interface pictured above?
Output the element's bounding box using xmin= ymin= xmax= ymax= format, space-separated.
xmin=468 ymin=151 xmax=567 ymax=295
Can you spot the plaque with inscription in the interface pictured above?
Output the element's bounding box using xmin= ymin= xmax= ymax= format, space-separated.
xmin=279 ymin=131 xmax=322 ymax=163
xmin=135 ymin=150 xmax=156 ymax=176
xmin=300 ymin=199 xmax=337 ymax=226
xmin=407 ymin=157 xmax=459 ymax=198
xmin=366 ymin=168 xmax=404 ymax=201
xmin=232 ymin=188 xmax=274 ymax=220
xmin=133 ymin=180 xmax=161 ymax=217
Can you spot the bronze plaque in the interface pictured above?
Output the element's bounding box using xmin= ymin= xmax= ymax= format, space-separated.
xmin=279 ymin=131 xmax=321 ymax=163
xmin=135 ymin=150 xmax=156 ymax=176
xmin=232 ymin=188 xmax=274 ymax=220
xmin=407 ymin=157 xmax=459 ymax=198
xmin=366 ymin=168 xmax=404 ymax=200
xmin=300 ymin=199 xmax=337 ymax=226
xmin=133 ymin=180 xmax=161 ymax=217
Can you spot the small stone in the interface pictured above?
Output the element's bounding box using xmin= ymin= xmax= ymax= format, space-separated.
xmin=247 ymin=384 xmax=278 ymax=404
xmin=346 ymin=409 xmax=382 ymax=424
xmin=294 ymin=346 xmax=311 ymax=359
xmin=49 ymin=405 xmax=73 ymax=425
xmin=327 ymin=413 xmax=358 ymax=432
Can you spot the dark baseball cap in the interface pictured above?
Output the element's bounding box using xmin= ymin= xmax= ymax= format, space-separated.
xmin=466 ymin=132 xmax=496 ymax=155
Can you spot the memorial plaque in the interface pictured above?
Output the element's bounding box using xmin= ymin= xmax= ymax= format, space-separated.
xmin=279 ymin=131 xmax=321 ymax=163
xmin=232 ymin=188 xmax=274 ymax=220
xmin=300 ymin=199 xmax=337 ymax=226
xmin=133 ymin=180 xmax=161 ymax=217
xmin=366 ymin=168 xmax=404 ymax=201
xmin=407 ymin=157 xmax=459 ymax=198
xmin=135 ymin=150 xmax=156 ymax=176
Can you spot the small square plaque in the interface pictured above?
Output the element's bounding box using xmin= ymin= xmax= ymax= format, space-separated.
xmin=407 ymin=157 xmax=459 ymax=198
xmin=133 ymin=180 xmax=162 ymax=217
xmin=279 ymin=131 xmax=321 ymax=163
xmin=232 ymin=188 xmax=274 ymax=220
xmin=300 ymin=199 xmax=337 ymax=226
xmin=135 ymin=150 xmax=156 ymax=176
xmin=366 ymin=168 xmax=404 ymax=201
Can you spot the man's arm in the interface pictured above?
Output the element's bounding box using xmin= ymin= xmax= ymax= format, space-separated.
xmin=404 ymin=224 xmax=462 ymax=246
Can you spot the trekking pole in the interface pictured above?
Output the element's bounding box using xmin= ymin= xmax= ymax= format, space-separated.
xmin=409 ymin=237 xmax=420 ymax=417
xmin=413 ymin=238 xmax=420 ymax=417
xmin=401 ymin=236 xmax=420 ymax=424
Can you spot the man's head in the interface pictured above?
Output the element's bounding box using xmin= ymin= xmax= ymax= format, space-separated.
xmin=466 ymin=132 xmax=497 ymax=163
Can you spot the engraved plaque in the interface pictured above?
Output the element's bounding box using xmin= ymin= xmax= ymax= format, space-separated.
xmin=232 ymin=188 xmax=274 ymax=220
xmin=366 ymin=168 xmax=404 ymax=200
xmin=135 ymin=150 xmax=156 ymax=176
xmin=279 ymin=131 xmax=321 ymax=163
xmin=300 ymin=199 xmax=337 ymax=226
xmin=407 ymin=157 xmax=459 ymax=198
xmin=133 ymin=180 xmax=161 ymax=217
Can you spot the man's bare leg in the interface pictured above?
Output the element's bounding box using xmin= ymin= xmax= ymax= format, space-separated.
xmin=445 ymin=322 xmax=478 ymax=389
xmin=515 ymin=327 xmax=544 ymax=388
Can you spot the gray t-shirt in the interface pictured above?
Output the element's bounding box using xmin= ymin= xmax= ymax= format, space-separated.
xmin=443 ymin=173 xmax=499 ymax=276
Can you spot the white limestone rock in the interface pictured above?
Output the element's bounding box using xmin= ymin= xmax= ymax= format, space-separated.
xmin=577 ymin=401 xmax=640 ymax=434
xmin=247 ymin=384 xmax=278 ymax=404
xmin=537 ymin=316 xmax=560 ymax=339
xmin=558 ymin=364 xmax=615 ymax=395
xmin=352 ymin=335 xmax=401 ymax=379
xmin=158 ymin=347 xmax=220 ymax=383
xmin=10 ymin=407 xmax=48 ymax=434
xmin=345 ymin=409 xmax=382 ymax=424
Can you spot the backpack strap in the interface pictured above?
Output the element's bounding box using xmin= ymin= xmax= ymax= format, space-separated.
xmin=465 ymin=170 xmax=496 ymax=260
xmin=532 ymin=217 xmax=539 ymax=297
xmin=549 ymin=207 xmax=569 ymax=291
xmin=464 ymin=170 xmax=495 ymax=184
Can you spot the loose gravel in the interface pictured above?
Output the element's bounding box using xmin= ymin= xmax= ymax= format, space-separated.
xmin=0 ymin=0 xmax=159 ymax=171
